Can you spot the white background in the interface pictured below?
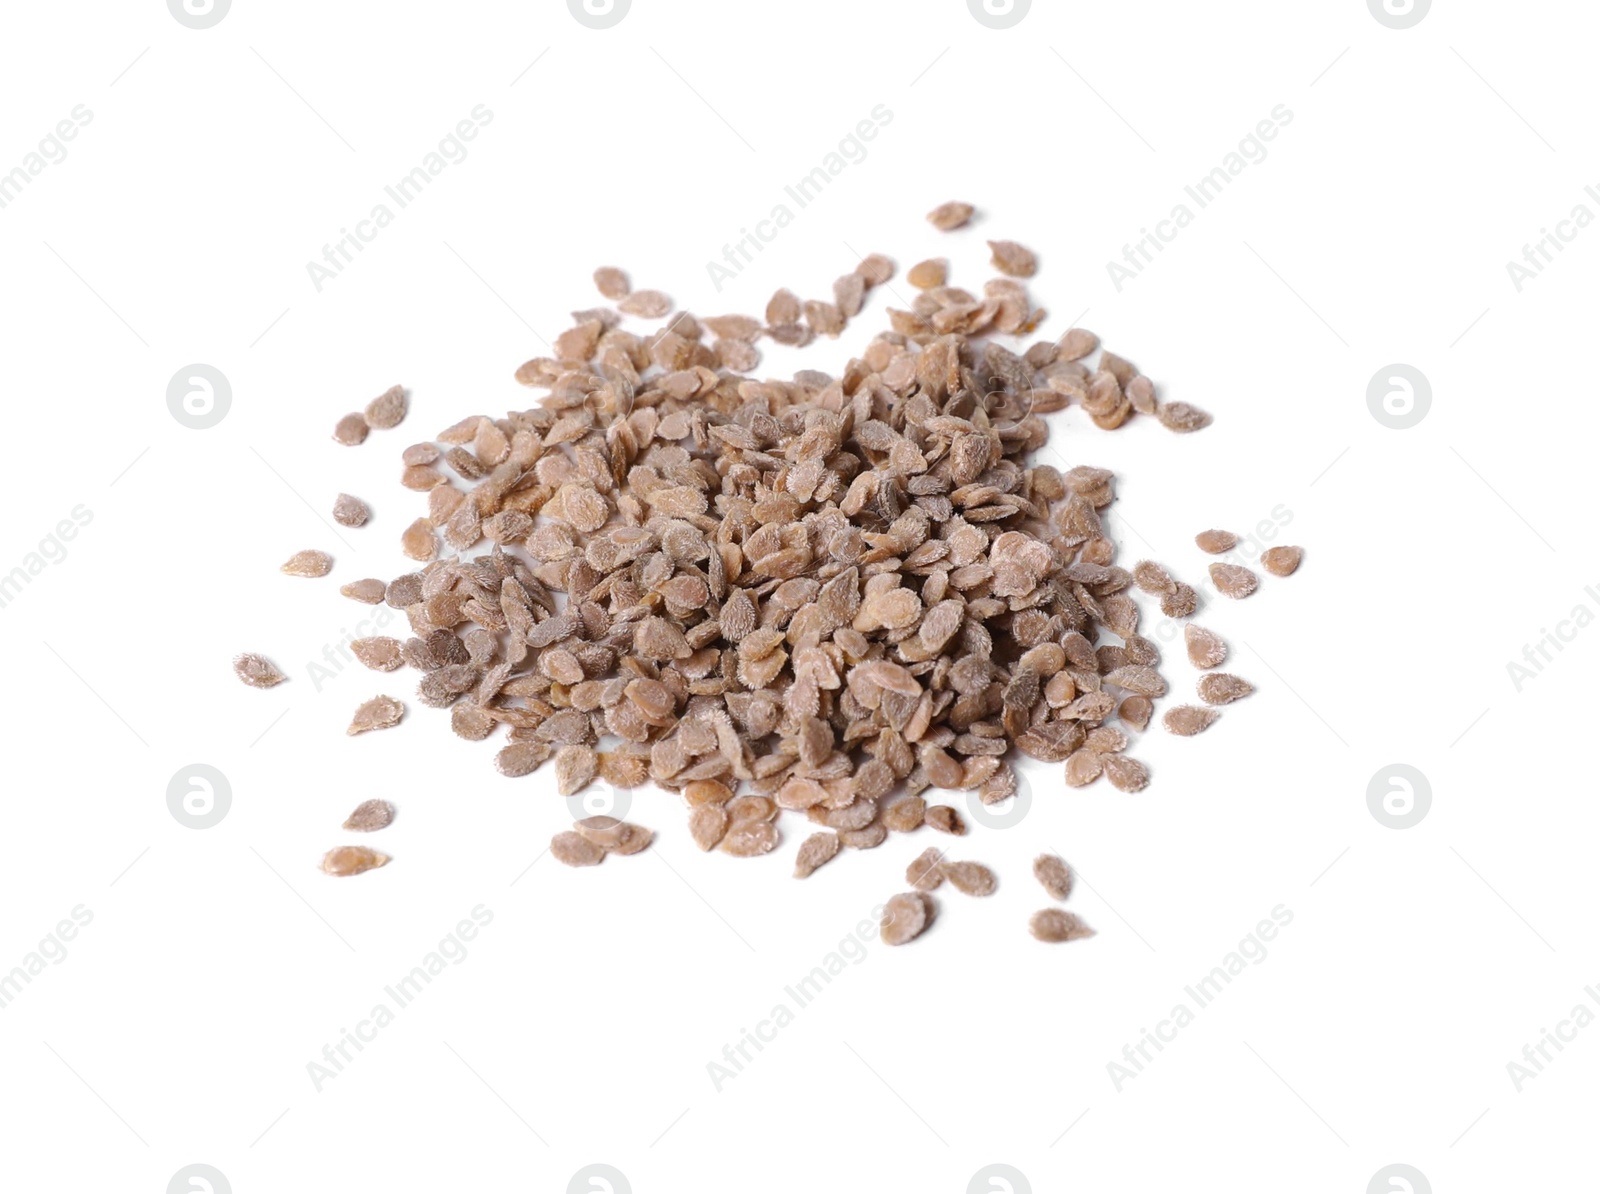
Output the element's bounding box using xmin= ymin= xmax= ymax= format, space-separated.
xmin=0 ymin=1 xmax=1594 ymax=1191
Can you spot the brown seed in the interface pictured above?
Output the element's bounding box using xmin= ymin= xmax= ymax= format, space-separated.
xmin=1198 ymin=673 xmax=1254 ymax=705
xmin=1132 ymin=560 xmax=1176 ymax=595
xmin=854 ymin=254 xmax=895 ymax=285
xmin=1161 ymin=583 xmax=1198 ymax=619
xmin=882 ymin=796 xmax=926 ymax=833
xmin=689 ymin=805 xmax=730 ymax=852
xmin=987 ymin=239 xmax=1037 ymax=277
xmin=924 ymin=805 xmax=967 ymax=835
xmin=351 ymin=637 xmax=404 ymax=672
xmin=880 ymin=892 xmax=930 ymax=945
xmin=1195 ymin=529 xmax=1238 ymax=554
xmin=794 ymin=832 xmax=841 ymax=878
xmin=321 ymin=846 xmax=390 ymax=877
xmin=907 ymin=847 xmax=946 ymax=891
xmin=1185 ymin=625 xmax=1228 ymax=669
xmin=332 ymin=493 xmax=370 ymax=528
xmin=555 ymin=745 xmax=598 ymax=795
xmin=593 ymin=266 xmax=630 ymax=300
xmin=340 ymin=578 xmax=387 ymax=604
xmin=551 ymin=830 xmax=606 ymax=867
xmin=233 ymin=653 xmax=286 ymax=688
xmin=343 ymin=799 xmax=395 ymax=832
xmin=927 ymin=201 xmax=975 ymax=231
xmin=720 ymin=820 xmax=780 ymax=857
xmin=281 ymin=550 xmax=333 ymax=578
xmin=1157 ymin=401 xmax=1211 ymax=432
xmin=1029 ymin=908 xmax=1095 ymax=943
xmin=1102 ymin=755 xmax=1150 ymax=793
xmin=1163 ymin=705 xmax=1220 ymax=736
xmin=618 ymin=289 xmax=671 ymax=318
xmin=1118 ymin=696 xmax=1152 ymax=732
xmin=400 ymin=519 xmax=437 ymax=561
xmin=348 ymin=695 xmax=404 ymax=735
xmin=365 ymin=385 xmax=407 ymax=430
xmin=1262 ymin=545 xmax=1303 ymax=577
xmin=1065 ymin=749 xmax=1104 ymax=787
xmin=943 ymin=860 xmax=996 ymax=897
xmin=1033 ymin=854 xmax=1074 ymax=900
xmin=333 ymin=413 xmax=369 ymax=446
xmin=908 ymin=258 xmax=947 ymax=289
xmin=1209 ymin=563 xmax=1258 ymax=599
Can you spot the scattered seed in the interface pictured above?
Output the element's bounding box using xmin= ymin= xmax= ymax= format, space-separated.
xmin=343 ymin=799 xmax=395 ymax=832
xmin=594 ymin=266 xmax=630 ymax=300
xmin=551 ymin=830 xmax=606 ymax=867
xmin=988 ymin=239 xmax=1037 ymax=277
xmin=1185 ymin=625 xmax=1228 ymax=669
xmin=881 ymin=892 xmax=930 ymax=945
xmin=1163 ymin=705 xmax=1219 ymax=736
xmin=333 ymin=413 xmax=369 ymax=446
xmin=281 ymin=550 xmax=332 ymax=578
xmin=1195 ymin=529 xmax=1238 ymax=554
xmin=1262 ymin=545 xmax=1303 ymax=577
xmin=332 ymin=494 xmax=370 ymax=528
xmin=927 ymin=201 xmax=975 ymax=231
xmin=233 ymin=653 xmax=286 ymax=688
xmin=348 ymin=695 xmax=404 ymax=735
xmin=1198 ymin=673 xmax=1254 ymax=705
xmin=1209 ymin=563 xmax=1258 ymax=599
xmin=907 ymin=847 xmax=945 ymax=891
xmin=943 ymin=860 xmax=996 ymax=897
xmin=1029 ymin=908 xmax=1095 ymax=943
xmin=794 ymin=832 xmax=841 ymax=878
xmin=321 ymin=846 xmax=390 ymax=877
xmin=340 ymin=578 xmax=387 ymax=604
xmin=1033 ymin=854 xmax=1073 ymax=900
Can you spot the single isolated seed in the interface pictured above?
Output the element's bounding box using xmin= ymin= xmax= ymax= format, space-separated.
xmin=281 ymin=549 xmax=333 ymax=577
xmin=1033 ymin=853 xmax=1073 ymax=900
xmin=321 ymin=846 xmax=390 ymax=877
xmin=1262 ymin=545 xmax=1303 ymax=577
xmin=1195 ymin=529 xmax=1238 ymax=554
xmin=233 ymin=653 xmax=286 ymax=689
xmin=593 ymin=266 xmax=630 ymax=300
xmin=1198 ymin=673 xmax=1254 ymax=705
xmin=343 ymin=799 xmax=395 ymax=832
xmin=794 ymin=832 xmax=841 ymax=879
xmin=881 ymin=892 xmax=931 ymax=945
xmin=1163 ymin=705 xmax=1220 ymax=737
xmin=365 ymin=385 xmax=407 ymax=430
xmin=927 ymin=200 xmax=975 ymax=231
xmin=1029 ymin=908 xmax=1095 ymax=943
xmin=988 ymin=239 xmax=1037 ymax=277
xmin=332 ymin=493 xmax=370 ymax=528
xmin=1209 ymin=562 xmax=1258 ymax=599
xmin=1185 ymin=624 xmax=1228 ymax=669
xmin=348 ymin=695 xmax=404 ymax=735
